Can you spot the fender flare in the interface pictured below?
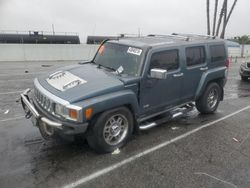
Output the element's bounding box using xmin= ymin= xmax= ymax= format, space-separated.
xmin=75 ymin=90 xmax=139 ymax=121
xmin=195 ymin=67 xmax=227 ymax=100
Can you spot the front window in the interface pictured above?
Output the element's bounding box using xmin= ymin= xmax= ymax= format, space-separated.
xmin=150 ymin=49 xmax=179 ymax=71
xmin=93 ymin=42 xmax=143 ymax=76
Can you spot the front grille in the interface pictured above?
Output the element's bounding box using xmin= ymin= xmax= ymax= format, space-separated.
xmin=247 ymin=62 xmax=250 ymax=68
xmin=34 ymin=87 xmax=54 ymax=113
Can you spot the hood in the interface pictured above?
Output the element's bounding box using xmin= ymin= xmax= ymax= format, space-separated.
xmin=37 ymin=63 xmax=125 ymax=103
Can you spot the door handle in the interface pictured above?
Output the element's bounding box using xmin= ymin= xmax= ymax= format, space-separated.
xmin=173 ymin=73 xmax=184 ymax=78
xmin=200 ymin=67 xmax=208 ymax=71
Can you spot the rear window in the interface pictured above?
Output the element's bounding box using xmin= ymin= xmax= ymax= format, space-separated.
xmin=186 ymin=46 xmax=206 ymax=66
xmin=210 ymin=45 xmax=226 ymax=62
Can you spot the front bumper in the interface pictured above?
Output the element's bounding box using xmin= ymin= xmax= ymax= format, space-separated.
xmin=240 ymin=67 xmax=250 ymax=77
xmin=21 ymin=89 xmax=88 ymax=136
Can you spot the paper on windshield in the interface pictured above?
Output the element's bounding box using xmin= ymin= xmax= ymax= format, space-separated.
xmin=127 ymin=47 xmax=142 ymax=56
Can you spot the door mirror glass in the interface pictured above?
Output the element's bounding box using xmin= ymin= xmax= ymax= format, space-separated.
xmin=150 ymin=68 xmax=167 ymax=79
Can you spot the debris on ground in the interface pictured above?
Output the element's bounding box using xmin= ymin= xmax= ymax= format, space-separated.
xmin=112 ymin=148 xmax=120 ymax=155
xmin=4 ymin=109 xmax=9 ymax=114
xmin=233 ymin=137 xmax=240 ymax=143
xmin=41 ymin=65 xmax=52 ymax=67
xmin=25 ymin=70 xmax=29 ymax=73
xmin=171 ymin=126 xmax=180 ymax=130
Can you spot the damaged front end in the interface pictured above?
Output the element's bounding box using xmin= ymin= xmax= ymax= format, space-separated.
xmin=21 ymin=88 xmax=63 ymax=139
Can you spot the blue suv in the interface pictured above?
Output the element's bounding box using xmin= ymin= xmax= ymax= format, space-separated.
xmin=21 ymin=34 xmax=229 ymax=153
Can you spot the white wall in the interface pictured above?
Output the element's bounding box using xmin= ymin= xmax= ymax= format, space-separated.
xmin=242 ymin=45 xmax=250 ymax=58
xmin=228 ymin=45 xmax=250 ymax=58
xmin=228 ymin=47 xmax=241 ymax=58
xmin=0 ymin=44 xmax=99 ymax=62
xmin=0 ymin=43 xmax=249 ymax=62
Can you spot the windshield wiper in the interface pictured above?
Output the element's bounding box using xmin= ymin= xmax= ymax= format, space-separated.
xmin=97 ymin=64 xmax=120 ymax=74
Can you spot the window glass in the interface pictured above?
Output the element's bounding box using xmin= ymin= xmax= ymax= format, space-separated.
xmin=94 ymin=42 xmax=143 ymax=76
xmin=150 ymin=50 xmax=179 ymax=71
xmin=186 ymin=46 xmax=206 ymax=66
xmin=210 ymin=45 xmax=226 ymax=62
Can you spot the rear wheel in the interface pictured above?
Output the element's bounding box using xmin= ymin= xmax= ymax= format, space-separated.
xmin=196 ymin=82 xmax=221 ymax=114
xmin=87 ymin=107 xmax=134 ymax=153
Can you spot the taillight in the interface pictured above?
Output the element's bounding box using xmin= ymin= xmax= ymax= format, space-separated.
xmin=226 ymin=58 xmax=231 ymax=68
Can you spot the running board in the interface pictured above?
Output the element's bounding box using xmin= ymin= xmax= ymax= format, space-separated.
xmin=139 ymin=111 xmax=183 ymax=130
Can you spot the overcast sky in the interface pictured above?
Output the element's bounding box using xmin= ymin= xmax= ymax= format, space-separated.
xmin=0 ymin=0 xmax=249 ymax=43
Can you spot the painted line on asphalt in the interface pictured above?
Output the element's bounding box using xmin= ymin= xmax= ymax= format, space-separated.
xmin=0 ymin=116 xmax=25 ymax=123
xmin=63 ymin=105 xmax=250 ymax=188
xmin=0 ymin=91 xmax=23 ymax=95
xmin=194 ymin=172 xmax=237 ymax=188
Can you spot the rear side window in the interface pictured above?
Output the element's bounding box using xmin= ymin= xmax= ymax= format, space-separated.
xmin=186 ymin=46 xmax=206 ymax=66
xmin=210 ymin=45 xmax=226 ymax=62
xmin=150 ymin=50 xmax=179 ymax=71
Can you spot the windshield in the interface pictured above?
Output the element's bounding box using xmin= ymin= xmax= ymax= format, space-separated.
xmin=93 ymin=42 xmax=143 ymax=76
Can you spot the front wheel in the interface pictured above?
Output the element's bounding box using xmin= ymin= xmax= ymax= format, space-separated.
xmin=87 ymin=107 xmax=134 ymax=153
xmin=196 ymin=82 xmax=221 ymax=114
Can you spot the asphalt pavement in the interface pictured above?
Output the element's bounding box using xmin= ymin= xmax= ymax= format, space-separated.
xmin=0 ymin=59 xmax=250 ymax=188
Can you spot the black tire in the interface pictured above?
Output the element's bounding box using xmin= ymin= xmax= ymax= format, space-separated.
xmin=87 ymin=107 xmax=134 ymax=153
xmin=195 ymin=82 xmax=221 ymax=114
xmin=241 ymin=76 xmax=248 ymax=81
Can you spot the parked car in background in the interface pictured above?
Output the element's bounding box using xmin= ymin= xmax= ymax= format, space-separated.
xmin=21 ymin=34 xmax=229 ymax=153
xmin=240 ymin=61 xmax=250 ymax=81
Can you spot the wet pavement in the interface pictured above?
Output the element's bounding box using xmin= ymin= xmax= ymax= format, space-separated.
xmin=0 ymin=60 xmax=250 ymax=188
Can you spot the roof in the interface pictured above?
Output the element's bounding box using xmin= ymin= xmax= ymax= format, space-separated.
xmin=109 ymin=34 xmax=225 ymax=49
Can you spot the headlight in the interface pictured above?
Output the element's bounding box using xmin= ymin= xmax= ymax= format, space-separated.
xmin=54 ymin=103 xmax=81 ymax=121
xmin=55 ymin=103 xmax=64 ymax=115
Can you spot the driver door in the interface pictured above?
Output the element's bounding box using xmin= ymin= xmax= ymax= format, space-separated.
xmin=140 ymin=48 xmax=183 ymax=114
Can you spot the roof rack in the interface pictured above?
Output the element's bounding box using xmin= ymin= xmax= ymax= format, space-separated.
xmin=172 ymin=33 xmax=217 ymax=40
xmin=147 ymin=34 xmax=190 ymax=41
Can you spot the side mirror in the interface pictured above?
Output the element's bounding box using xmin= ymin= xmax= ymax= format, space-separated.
xmin=150 ymin=68 xmax=167 ymax=79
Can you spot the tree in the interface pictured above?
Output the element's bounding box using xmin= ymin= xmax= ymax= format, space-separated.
xmin=212 ymin=0 xmax=219 ymax=36
xmin=215 ymin=0 xmax=225 ymax=37
xmin=234 ymin=35 xmax=250 ymax=57
xmin=234 ymin=35 xmax=250 ymax=44
xmin=220 ymin=0 xmax=228 ymax=38
xmin=206 ymin=0 xmax=238 ymax=38
xmin=207 ymin=0 xmax=211 ymax=35
xmin=226 ymin=0 xmax=238 ymax=25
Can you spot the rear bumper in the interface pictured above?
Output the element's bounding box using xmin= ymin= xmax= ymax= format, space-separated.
xmin=21 ymin=89 xmax=88 ymax=136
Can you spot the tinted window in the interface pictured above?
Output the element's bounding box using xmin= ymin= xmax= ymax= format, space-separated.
xmin=150 ymin=50 xmax=179 ymax=71
xmin=186 ymin=46 xmax=206 ymax=66
xmin=210 ymin=45 xmax=226 ymax=62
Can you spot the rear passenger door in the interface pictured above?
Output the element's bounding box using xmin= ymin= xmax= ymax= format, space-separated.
xmin=182 ymin=46 xmax=208 ymax=101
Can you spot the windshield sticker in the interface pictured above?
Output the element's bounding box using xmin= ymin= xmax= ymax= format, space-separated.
xmin=98 ymin=45 xmax=105 ymax=54
xmin=127 ymin=47 xmax=142 ymax=56
xmin=117 ymin=66 xmax=124 ymax=74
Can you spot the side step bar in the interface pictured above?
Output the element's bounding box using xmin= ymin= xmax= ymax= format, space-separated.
xmin=139 ymin=111 xmax=183 ymax=130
